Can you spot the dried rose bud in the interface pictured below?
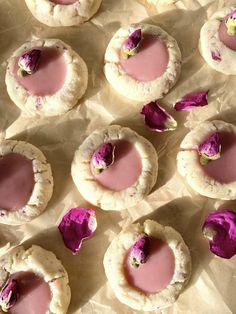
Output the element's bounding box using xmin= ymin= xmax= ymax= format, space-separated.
xmin=92 ymin=143 xmax=115 ymax=174
xmin=141 ymin=101 xmax=177 ymax=132
xmin=174 ymin=90 xmax=209 ymax=111
xmin=0 ymin=279 xmax=18 ymax=312
xmin=130 ymin=234 xmax=150 ymax=268
xmin=202 ymin=209 xmax=236 ymax=259
xmin=18 ymin=49 xmax=41 ymax=77
xmin=58 ymin=207 xmax=97 ymax=255
xmin=225 ymin=10 xmax=236 ymax=36
xmin=122 ymin=29 xmax=142 ymax=59
xmin=198 ymin=132 xmax=221 ymax=165
xmin=211 ymin=49 xmax=221 ymax=62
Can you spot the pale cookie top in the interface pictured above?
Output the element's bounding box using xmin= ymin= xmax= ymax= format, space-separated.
xmin=199 ymin=6 xmax=236 ymax=75
xmin=71 ymin=125 xmax=158 ymax=211
xmin=177 ymin=120 xmax=236 ymax=200
xmin=0 ymin=245 xmax=71 ymax=314
xmin=5 ymin=38 xmax=88 ymax=117
xmin=0 ymin=139 xmax=53 ymax=225
xmin=103 ymin=220 xmax=191 ymax=311
xmin=25 ymin=0 xmax=102 ymax=27
xmin=104 ymin=23 xmax=182 ymax=102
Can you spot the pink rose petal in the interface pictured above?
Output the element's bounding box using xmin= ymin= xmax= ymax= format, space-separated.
xmin=174 ymin=90 xmax=209 ymax=111
xmin=0 ymin=279 xmax=18 ymax=312
xmin=58 ymin=207 xmax=97 ymax=254
xmin=130 ymin=234 xmax=150 ymax=268
xmin=211 ymin=49 xmax=221 ymax=61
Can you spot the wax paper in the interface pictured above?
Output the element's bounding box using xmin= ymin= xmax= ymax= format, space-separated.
xmin=0 ymin=0 xmax=236 ymax=313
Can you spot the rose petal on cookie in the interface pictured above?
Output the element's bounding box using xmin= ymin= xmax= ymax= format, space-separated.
xmin=174 ymin=90 xmax=209 ymax=111
xmin=141 ymin=101 xmax=177 ymax=132
xmin=202 ymin=209 xmax=236 ymax=259
xmin=198 ymin=132 xmax=221 ymax=165
xmin=0 ymin=279 xmax=18 ymax=312
xmin=130 ymin=234 xmax=150 ymax=268
xmin=58 ymin=208 xmax=97 ymax=254
xmin=211 ymin=49 xmax=221 ymax=61
xmin=225 ymin=10 xmax=236 ymax=36
xmin=123 ymin=29 xmax=142 ymax=59
xmin=92 ymin=143 xmax=115 ymax=173
xmin=18 ymin=49 xmax=41 ymax=76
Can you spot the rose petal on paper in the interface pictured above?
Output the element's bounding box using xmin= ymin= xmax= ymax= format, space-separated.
xmin=202 ymin=209 xmax=236 ymax=259
xmin=174 ymin=90 xmax=209 ymax=111
xmin=92 ymin=143 xmax=115 ymax=173
xmin=58 ymin=208 xmax=97 ymax=255
xmin=0 ymin=279 xmax=18 ymax=312
xmin=130 ymin=234 xmax=150 ymax=268
xmin=225 ymin=10 xmax=236 ymax=36
xmin=141 ymin=101 xmax=177 ymax=132
xmin=123 ymin=29 xmax=142 ymax=59
xmin=211 ymin=49 xmax=221 ymax=61
xmin=18 ymin=49 xmax=41 ymax=76
xmin=198 ymin=132 xmax=221 ymax=165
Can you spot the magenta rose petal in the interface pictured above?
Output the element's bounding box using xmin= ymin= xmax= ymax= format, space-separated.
xmin=174 ymin=90 xmax=209 ymax=111
xmin=18 ymin=49 xmax=41 ymax=76
xmin=130 ymin=234 xmax=150 ymax=268
xmin=141 ymin=101 xmax=177 ymax=132
xmin=202 ymin=209 xmax=236 ymax=259
xmin=58 ymin=207 xmax=97 ymax=255
xmin=92 ymin=143 xmax=115 ymax=173
xmin=0 ymin=279 xmax=18 ymax=312
xmin=198 ymin=132 xmax=221 ymax=165
xmin=211 ymin=49 xmax=221 ymax=61
xmin=122 ymin=29 xmax=142 ymax=59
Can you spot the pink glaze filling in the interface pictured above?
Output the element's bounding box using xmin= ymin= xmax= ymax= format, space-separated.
xmin=90 ymin=140 xmax=142 ymax=192
xmin=120 ymin=34 xmax=169 ymax=82
xmin=124 ymin=237 xmax=175 ymax=294
xmin=219 ymin=14 xmax=236 ymax=51
xmin=50 ymin=0 xmax=77 ymax=4
xmin=0 ymin=153 xmax=34 ymax=211
xmin=8 ymin=272 xmax=51 ymax=314
xmin=201 ymin=132 xmax=236 ymax=183
xmin=14 ymin=47 xmax=67 ymax=97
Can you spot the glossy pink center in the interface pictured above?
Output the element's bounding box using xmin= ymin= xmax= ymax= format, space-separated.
xmin=14 ymin=47 xmax=67 ymax=96
xmin=0 ymin=153 xmax=34 ymax=211
xmin=91 ymin=140 xmax=142 ymax=192
xmin=201 ymin=132 xmax=236 ymax=183
xmin=8 ymin=272 xmax=51 ymax=314
xmin=120 ymin=34 xmax=169 ymax=82
xmin=219 ymin=15 xmax=236 ymax=51
xmin=50 ymin=0 xmax=77 ymax=4
xmin=124 ymin=237 xmax=175 ymax=294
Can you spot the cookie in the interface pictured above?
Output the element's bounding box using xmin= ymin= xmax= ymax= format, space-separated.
xmin=71 ymin=125 xmax=158 ymax=211
xmin=103 ymin=220 xmax=191 ymax=311
xmin=25 ymin=0 xmax=102 ymax=27
xmin=5 ymin=38 xmax=88 ymax=117
xmin=0 ymin=139 xmax=53 ymax=225
xmin=104 ymin=23 xmax=181 ymax=102
xmin=177 ymin=120 xmax=236 ymax=200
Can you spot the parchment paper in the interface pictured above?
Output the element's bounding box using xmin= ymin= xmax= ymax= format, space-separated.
xmin=0 ymin=0 xmax=236 ymax=313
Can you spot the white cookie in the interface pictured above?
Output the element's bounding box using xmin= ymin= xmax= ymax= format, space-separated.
xmin=177 ymin=120 xmax=236 ymax=200
xmin=5 ymin=38 xmax=88 ymax=117
xmin=71 ymin=125 xmax=158 ymax=211
xmin=199 ymin=7 xmax=236 ymax=75
xmin=103 ymin=220 xmax=191 ymax=311
xmin=25 ymin=0 xmax=102 ymax=27
xmin=0 ymin=245 xmax=71 ymax=314
xmin=0 ymin=139 xmax=53 ymax=225
xmin=104 ymin=23 xmax=182 ymax=102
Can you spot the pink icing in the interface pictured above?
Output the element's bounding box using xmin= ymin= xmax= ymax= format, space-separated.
xmin=0 ymin=153 xmax=34 ymax=211
xmin=219 ymin=15 xmax=236 ymax=51
xmin=201 ymin=132 xmax=236 ymax=183
xmin=90 ymin=140 xmax=142 ymax=192
xmin=50 ymin=0 xmax=77 ymax=4
xmin=120 ymin=34 xmax=169 ymax=82
xmin=8 ymin=272 xmax=51 ymax=314
xmin=14 ymin=47 xmax=67 ymax=96
xmin=124 ymin=237 xmax=175 ymax=294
